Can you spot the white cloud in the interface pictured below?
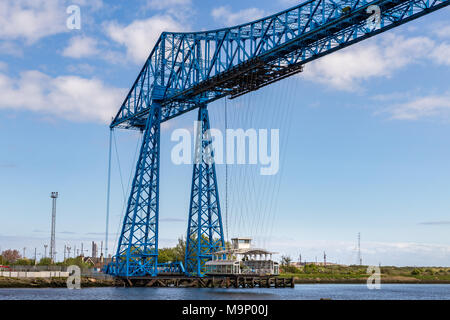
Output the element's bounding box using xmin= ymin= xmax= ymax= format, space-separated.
xmin=62 ymin=36 xmax=100 ymax=58
xmin=146 ymin=0 xmax=191 ymax=10
xmin=0 ymin=0 xmax=67 ymax=43
xmin=384 ymin=93 xmax=450 ymax=121
xmin=0 ymin=41 xmax=24 ymax=57
xmin=278 ymin=0 xmax=300 ymax=6
xmin=303 ymin=34 xmax=436 ymax=91
xmin=72 ymin=0 xmax=104 ymax=11
xmin=0 ymin=0 xmax=106 ymax=43
xmin=212 ymin=6 xmax=265 ymax=26
xmin=432 ymin=43 xmax=450 ymax=66
xmin=105 ymin=15 xmax=186 ymax=64
xmin=0 ymin=70 xmax=126 ymax=123
xmin=434 ymin=24 xmax=450 ymax=38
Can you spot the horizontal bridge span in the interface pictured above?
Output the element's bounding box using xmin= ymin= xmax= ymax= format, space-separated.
xmin=111 ymin=0 xmax=449 ymax=130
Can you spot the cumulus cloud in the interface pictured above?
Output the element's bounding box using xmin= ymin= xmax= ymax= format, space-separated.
xmin=431 ymin=43 xmax=450 ymax=66
xmin=303 ymin=34 xmax=436 ymax=91
xmin=384 ymin=93 xmax=450 ymax=120
xmin=212 ymin=6 xmax=265 ymax=26
xmin=105 ymin=15 xmax=185 ymax=64
xmin=0 ymin=70 xmax=126 ymax=123
xmin=62 ymin=36 xmax=100 ymax=58
xmin=0 ymin=0 xmax=106 ymax=44
xmin=0 ymin=0 xmax=67 ymax=43
xmin=146 ymin=0 xmax=191 ymax=10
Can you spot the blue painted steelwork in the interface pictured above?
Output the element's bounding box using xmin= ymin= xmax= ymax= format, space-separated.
xmin=113 ymin=103 xmax=161 ymax=277
xmin=185 ymin=105 xmax=225 ymax=276
xmin=105 ymin=261 xmax=185 ymax=275
xmin=110 ymin=0 xmax=449 ymax=130
xmin=106 ymin=0 xmax=449 ymax=277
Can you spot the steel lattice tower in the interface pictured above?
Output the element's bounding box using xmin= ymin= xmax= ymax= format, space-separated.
xmin=104 ymin=0 xmax=449 ymax=278
xmin=114 ymin=103 xmax=161 ymax=277
xmin=185 ymin=105 xmax=225 ymax=276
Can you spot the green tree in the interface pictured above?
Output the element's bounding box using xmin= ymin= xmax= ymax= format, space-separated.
xmin=14 ymin=258 xmax=33 ymax=266
xmin=38 ymin=257 xmax=53 ymax=266
xmin=158 ymin=247 xmax=178 ymax=263
xmin=173 ymin=237 xmax=186 ymax=262
xmin=280 ymin=255 xmax=292 ymax=267
xmin=60 ymin=257 xmax=91 ymax=269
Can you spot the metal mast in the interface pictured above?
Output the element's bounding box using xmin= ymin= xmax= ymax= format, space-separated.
xmin=358 ymin=232 xmax=362 ymax=266
xmin=50 ymin=192 xmax=58 ymax=263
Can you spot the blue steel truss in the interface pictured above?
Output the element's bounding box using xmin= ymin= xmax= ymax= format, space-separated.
xmin=113 ymin=103 xmax=161 ymax=277
xmin=107 ymin=0 xmax=449 ymax=277
xmin=185 ymin=105 xmax=225 ymax=276
xmin=110 ymin=0 xmax=449 ymax=130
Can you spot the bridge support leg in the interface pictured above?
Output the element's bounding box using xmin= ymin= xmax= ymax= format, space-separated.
xmin=113 ymin=103 xmax=161 ymax=277
xmin=185 ymin=104 xmax=225 ymax=277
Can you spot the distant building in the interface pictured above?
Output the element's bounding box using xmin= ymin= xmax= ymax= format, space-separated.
xmin=82 ymin=254 xmax=113 ymax=269
xmin=91 ymin=242 xmax=98 ymax=258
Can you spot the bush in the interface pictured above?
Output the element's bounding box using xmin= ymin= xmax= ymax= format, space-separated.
xmin=281 ymin=265 xmax=300 ymax=274
xmin=411 ymin=268 xmax=422 ymax=275
xmin=304 ymin=264 xmax=319 ymax=274
xmin=38 ymin=257 xmax=52 ymax=266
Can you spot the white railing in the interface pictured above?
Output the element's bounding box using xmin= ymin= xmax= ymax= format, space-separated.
xmin=0 ymin=271 xmax=70 ymax=278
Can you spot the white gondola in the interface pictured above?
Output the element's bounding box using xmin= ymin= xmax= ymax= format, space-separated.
xmin=205 ymin=238 xmax=279 ymax=276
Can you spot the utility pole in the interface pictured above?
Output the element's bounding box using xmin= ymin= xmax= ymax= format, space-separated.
xmin=67 ymin=246 xmax=71 ymax=259
xmin=34 ymin=248 xmax=37 ymax=266
xmin=23 ymin=247 xmax=26 ymax=259
xmin=50 ymin=192 xmax=58 ymax=263
xmin=44 ymin=244 xmax=48 ymax=258
xmin=323 ymin=251 xmax=327 ymax=267
xmin=64 ymin=244 xmax=66 ymax=261
xmin=358 ymin=232 xmax=362 ymax=266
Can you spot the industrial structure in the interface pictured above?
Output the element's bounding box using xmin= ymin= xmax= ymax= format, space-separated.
xmin=104 ymin=0 xmax=450 ymax=279
xmin=49 ymin=192 xmax=58 ymax=263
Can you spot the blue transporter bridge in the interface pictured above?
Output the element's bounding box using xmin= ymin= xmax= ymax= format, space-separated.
xmin=104 ymin=0 xmax=450 ymax=278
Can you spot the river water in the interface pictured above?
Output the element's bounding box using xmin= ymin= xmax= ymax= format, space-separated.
xmin=0 ymin=284 xmax=449 ymax=300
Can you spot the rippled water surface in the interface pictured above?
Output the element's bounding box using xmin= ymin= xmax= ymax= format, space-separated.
xmin=0 ymin=284 xmax=449 ymax=300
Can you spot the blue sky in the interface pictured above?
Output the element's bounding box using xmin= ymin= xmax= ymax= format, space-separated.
xmin=0 ymin=0 xmax=449 ymax=266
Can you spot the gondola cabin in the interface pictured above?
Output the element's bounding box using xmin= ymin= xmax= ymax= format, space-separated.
xmin=205 ymin=238 xmax=279 ymax=276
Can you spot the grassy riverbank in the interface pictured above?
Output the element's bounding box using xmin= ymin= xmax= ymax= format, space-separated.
xmin=0 ymin=277 xmax=115 ymax=288
xmin=279 ymin=265 xmax=450 ymax=284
